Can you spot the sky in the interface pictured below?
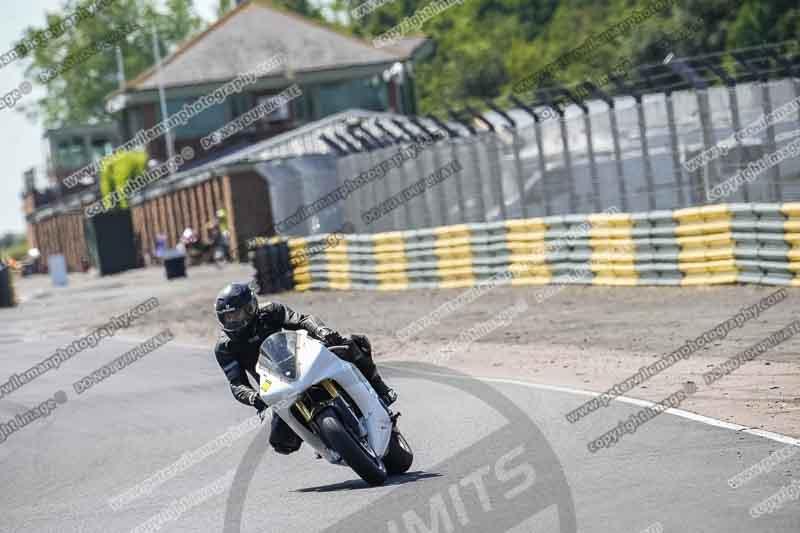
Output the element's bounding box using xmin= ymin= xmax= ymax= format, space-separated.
xmin=0 ymin=0 xmax=219 ymax=236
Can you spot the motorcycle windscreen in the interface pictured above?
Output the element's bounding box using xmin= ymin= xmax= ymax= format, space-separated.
xmin=259 ymin=331 xmax=299 ymax=381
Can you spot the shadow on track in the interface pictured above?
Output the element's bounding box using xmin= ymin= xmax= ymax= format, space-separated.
xmin=294 ymin=470 xmax=442 ymax=493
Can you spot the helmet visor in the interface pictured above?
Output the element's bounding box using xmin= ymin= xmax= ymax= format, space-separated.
xmin=219 ymin=302 xmax=256 ymax=332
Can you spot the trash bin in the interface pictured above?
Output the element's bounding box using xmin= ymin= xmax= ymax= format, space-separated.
xmin=84 ymin=210 xmax=138 ymax=276
xmin=163 ymin=250 xmax=187 ymax=280
xmin=48 ymin=254 xmax=69 ymax=287
xmin=0 ymin=265 xmax=15 ymax=308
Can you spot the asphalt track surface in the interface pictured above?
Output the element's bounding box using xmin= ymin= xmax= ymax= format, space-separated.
xmin=1 ymin=333 xmax=798 ymax=532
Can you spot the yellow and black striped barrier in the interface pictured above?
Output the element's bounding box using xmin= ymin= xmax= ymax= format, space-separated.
xmin=251 ymin=203 xmax=800 ymax=292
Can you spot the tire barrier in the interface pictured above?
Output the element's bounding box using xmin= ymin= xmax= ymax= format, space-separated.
xmin=252 ymin=238 xmax=295 ymax=295
xmin=251 ymin=203 xmax=800 ymax=291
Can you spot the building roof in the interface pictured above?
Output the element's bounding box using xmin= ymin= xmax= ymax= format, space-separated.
xmin=126 ymin=109 xmax=422 ymax=202
xmin=126 ymin=0 xmax=428 ymax=92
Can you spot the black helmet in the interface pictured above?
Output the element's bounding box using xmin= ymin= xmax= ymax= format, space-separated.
xmin=215 ymin=283 xmax=258 ymax=335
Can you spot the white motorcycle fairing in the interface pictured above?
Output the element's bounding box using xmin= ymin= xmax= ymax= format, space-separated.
xmin=256 ymin=330 xmax=393 ymax=464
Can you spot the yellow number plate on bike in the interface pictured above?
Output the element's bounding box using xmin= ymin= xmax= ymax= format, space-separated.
xmin=260 ymin=380 xmax=272 ymax=392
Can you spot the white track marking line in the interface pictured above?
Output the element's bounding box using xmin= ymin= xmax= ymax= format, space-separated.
xmin=128 ymin=338 xmax=800 ymax=447
xmin=382 ymin=364 xmax=800 ymax=447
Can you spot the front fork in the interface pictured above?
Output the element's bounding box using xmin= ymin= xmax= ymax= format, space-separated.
xmin=296 ymin=379 xmax=368 ymax=441
xmin=293 ymin=379 xmax=340 ymax=423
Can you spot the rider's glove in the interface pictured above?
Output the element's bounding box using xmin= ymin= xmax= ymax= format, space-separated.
xmin=316 ymin=327 xmax=346 ymax=347
xmin=248 ymin=392 xmax=268 ymax=412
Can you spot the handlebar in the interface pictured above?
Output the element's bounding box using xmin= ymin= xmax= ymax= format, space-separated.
xmin=327 ymin=344 xmax=351 ymax=356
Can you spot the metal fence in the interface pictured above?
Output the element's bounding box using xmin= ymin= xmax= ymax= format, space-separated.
xmin=309 ymin=77 xmax=800 ymax=235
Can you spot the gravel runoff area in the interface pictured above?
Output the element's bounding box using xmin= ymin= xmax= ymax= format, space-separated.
xmin=4 ymin=263 xmax=799 ymax=437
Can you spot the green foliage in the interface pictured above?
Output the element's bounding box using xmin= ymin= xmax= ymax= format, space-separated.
xmin=16 ymin=0 xmax=204 ymax=128
xmin=100 ymin=151 xmax=148 ymax=210
xmin=252 ymin=0 xmax=323 ymax=20
xmin=339 ymin=0 xmax=799 ymax=113
xmin=0 ymin=234 xmax=29 ymax=261
xmin=0 ymin=233 xmax=20 ymax=249
xmin=726 ymin=0 xmax=800 ymax=47
xmin=216 ymin=0 xmax=234 ymax=18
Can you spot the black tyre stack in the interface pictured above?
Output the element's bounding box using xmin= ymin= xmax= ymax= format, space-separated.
xmin=252 ymin=240 xmax=294 ymax=295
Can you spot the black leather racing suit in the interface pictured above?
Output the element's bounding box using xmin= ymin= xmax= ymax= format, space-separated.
xmin=214 ymin=302 xmax=380 ymax=454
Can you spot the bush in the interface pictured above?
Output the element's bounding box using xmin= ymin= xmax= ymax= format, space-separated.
xmin=0 ymin=234 xmax=28 ymax=261
xmin=100 ymin=151 xmax=148 ymax=210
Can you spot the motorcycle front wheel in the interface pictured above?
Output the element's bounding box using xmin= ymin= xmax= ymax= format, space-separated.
xmin=384 ymin=428 xmax=413 ymax=475
xmin=315 ymin=407 xmax=387 ymax=486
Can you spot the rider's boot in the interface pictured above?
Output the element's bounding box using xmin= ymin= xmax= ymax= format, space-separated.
xmin=368 ymin=372 xmax=398 ymax=406
xmin=348 ymin=335 xmax=398 ymax=406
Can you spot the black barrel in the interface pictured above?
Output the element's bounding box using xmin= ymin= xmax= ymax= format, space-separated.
xmin=0 ymin=264 xmax=15 ymax=308
xmin=164 ymin=254 xmax=187 ymax=280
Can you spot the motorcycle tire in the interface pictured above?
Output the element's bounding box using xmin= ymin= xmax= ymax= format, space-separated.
xmin=315 ymin=407 xmax=387 ymax=486
xmin=383 ymin=428 xmax=414 ymax=475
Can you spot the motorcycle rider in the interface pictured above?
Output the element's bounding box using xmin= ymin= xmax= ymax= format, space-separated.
xmin=214 ymin=282 xmax=397 ymax=455
xmin=206 ymin=210 xmax=231 ymax=261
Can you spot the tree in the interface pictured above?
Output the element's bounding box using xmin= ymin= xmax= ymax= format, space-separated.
xmin=216 ymin=0 xmax=234 ymax=19
xmin=16 ymin=0 xmax=204 ymax=128
xmin=334 ymin=0 xmax=799 ymax=114
xmin=253 ymin=0 xmax=323 ymax=20
xmin=726 ymin=0 xmax=800 ymax=47
xmin=0 ymin=233 xmax=29 ymax=260
xmin=0 ymin=233 xmax=20 ymax=249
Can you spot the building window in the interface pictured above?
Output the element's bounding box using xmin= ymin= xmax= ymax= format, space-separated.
xmin=255 ymin=92 xmax=293 ymax=124
xmin=127 ymin=108 xmax=145 ymax=142
xmin=230 ymin=93 xmax=253 ymax=120
xmin=55 ymin=137 xmax=87 ymax=170
xmin=316 ymin=77 xmax=388 ymax=118
xmin=165 ymin=97 xmax=227 ymax=140
xmin=90 ymin=138 xmax=113 ymax=162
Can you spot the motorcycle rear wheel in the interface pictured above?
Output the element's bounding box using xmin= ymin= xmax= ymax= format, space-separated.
xmin=316 ymin=407 xmax=387 ymax=486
